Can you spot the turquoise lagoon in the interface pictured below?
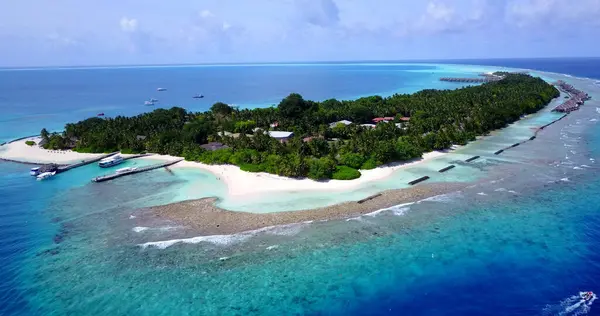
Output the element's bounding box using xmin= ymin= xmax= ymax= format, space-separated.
xmin=1 ymin=61 xmax=600 ymax=315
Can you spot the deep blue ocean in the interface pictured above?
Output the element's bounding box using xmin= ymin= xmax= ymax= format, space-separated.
xmin=1 ymin=58 xmax=600 ymax=315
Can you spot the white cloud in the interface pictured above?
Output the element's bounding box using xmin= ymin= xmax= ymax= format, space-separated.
xmin=506 ymin=0 xmax=600 ymax=27
xmin=294 ymin=0 xmax=340 ymax=27
xmin=425 ymin=2 xmax=454 ymax=21
xmin=120 ymin=17 xmax=138 ymax=33
xmin=200 ymin=10 xmax=214 ymax=18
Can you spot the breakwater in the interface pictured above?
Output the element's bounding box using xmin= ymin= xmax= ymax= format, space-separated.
xmin=357 ymin=193 xmax=383 ymax=204
xmin=408 ymin=176 xmax=430 ymax=185
xmin=438 ymin=165 xmax=455 ymax=173
xmin=92 ymin=159 xmax=183 ymax=183
xmin=0 ymin=135 xmax=39 ymax=146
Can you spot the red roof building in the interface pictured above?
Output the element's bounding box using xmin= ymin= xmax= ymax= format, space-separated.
xmin=372 ymin=117 xmax=395 ymax=123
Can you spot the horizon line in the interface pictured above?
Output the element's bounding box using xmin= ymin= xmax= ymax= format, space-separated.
xmin=1 ymin=56 xmax=600 ymax=71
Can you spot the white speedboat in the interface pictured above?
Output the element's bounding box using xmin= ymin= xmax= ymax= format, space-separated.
xmin=157 ymin=88 xmax=167 ymax=91
xmin=36 ymin=171 xmax=56 ymax=181
xmin=30 ymin=167 xmax=40 ymax=176
xmin=144 ymin=100 xmax=155 ymax=106
xmin=116 ymin=167 xmax=137 ymax=174
xmin=580 ymin=291 xmax=596 ymax=305
xmin=98 ymin=155 xmax=124 ymax=168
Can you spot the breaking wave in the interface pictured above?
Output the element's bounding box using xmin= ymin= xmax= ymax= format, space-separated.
xmin=138 ymin=221 xmax=313 ymax=249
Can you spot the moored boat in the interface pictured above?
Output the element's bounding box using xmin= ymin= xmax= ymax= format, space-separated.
xmin=30 ymin=167 xmax=40 ymax=176
xmin=157 ymin=88 xmax=167 ymax=91
xmin=98 ymin=155 xmax=124 ymax=168
xmin=36 ymin=171 xmax=56 ymax=181
xmin=193 ymin=94 xmax=204 ymax=99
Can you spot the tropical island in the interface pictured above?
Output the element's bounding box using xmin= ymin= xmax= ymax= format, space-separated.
xmin=38 ymin=73 xmax=559 ymax=180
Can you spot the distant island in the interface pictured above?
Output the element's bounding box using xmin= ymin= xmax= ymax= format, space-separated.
xmin=39 ymin=73 xmax=559 ymax=180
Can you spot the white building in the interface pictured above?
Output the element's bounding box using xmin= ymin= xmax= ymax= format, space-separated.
xmin=267 ymin=131 xmax=294 ymax=142
xmin=329 ymin=120 xmax=353 ymax=128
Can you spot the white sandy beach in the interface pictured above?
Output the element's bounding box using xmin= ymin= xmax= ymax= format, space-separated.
xmin=0 ymin=137 xmax=102 ymax=164
xmin=142 ymin=150 xmax=450 ymax=197
xmin=0 ymin=135 xmax=451 ymax=195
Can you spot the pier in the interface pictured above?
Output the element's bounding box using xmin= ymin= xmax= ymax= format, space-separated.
xmin=440 ymin=77 xmax=491 ymax=83
xmin=92 ymin=159 xmax=183 ymax=183
xmin=56 ymin=152 xmax=119 ymax=173
xmin=553 ymin=81 xmax=591 ymax=113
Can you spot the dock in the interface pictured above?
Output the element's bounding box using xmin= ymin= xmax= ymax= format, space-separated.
xmin=552 ymin=81 xmax=591 ymax=113
xmin=440 ymin=77 xmax=492 ymax=83
xmin=92 ymin=159 xmax=183 ymax=183
xmin=56 ymin=152 xmax=119 ymax=173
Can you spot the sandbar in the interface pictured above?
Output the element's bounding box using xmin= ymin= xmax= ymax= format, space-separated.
xmin=139 ymin=182 xmax=466 ymax=236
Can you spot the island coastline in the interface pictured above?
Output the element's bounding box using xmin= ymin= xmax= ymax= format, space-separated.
xmin=135 ymin=181 xmax=467 ymax=242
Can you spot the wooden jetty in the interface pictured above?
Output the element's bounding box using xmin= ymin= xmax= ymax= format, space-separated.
xmin=56 ymin=152 xmax=119 ymax=173
xmin=92 ymin=159 xmax=183 ymax=183
xmin=465 ymin=156 xmax=480 ymax=162
xmin=553 ymin=81 xmax=590 ymax=113
xmin=124 ymin=153 xmax=152 ymax=161
xmin=440 ymin=77 xmax=490 ymax=83
xmin=408 ymin=176 xmax=430 ymax=185
xmin=438 ymin=165 xmax=455 ymax=173
xmin=357 ymin=193 xmax=382 ymax=204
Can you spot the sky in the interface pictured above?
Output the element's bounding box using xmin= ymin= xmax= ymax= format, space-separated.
xmin=1 ymin=0 xmax=599 ymax=67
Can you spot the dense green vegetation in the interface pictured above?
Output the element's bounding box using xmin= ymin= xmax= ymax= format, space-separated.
xmin=41 ymin=74 xmax=559 ymax=180
xmin=25 ymin=140 xmax=36 ymax=146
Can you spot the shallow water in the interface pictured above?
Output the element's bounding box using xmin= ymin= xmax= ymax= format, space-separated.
xmin=2 ymin=60 xmax=600 ymax=315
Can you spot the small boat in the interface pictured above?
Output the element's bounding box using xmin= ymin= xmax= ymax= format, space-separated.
xmin=144 ymin=100 xmax=155 ymax=106
xmin=98 ymin=155 xmax=124 ymax=168
xmin=36 ymin=171 xmax=56 ymax=181
xmin=193 ymin=94 xmax=204 ymax=99
xmin=116 ymin=167 xmax=137 ymax=174
xmin=157 ymin=88 xmax=167 ymax=91
xmin=581 ymin=291 xmax=596 ymax=303
xmin=97 ymin=113 xmax=105 ymax=116
xmin=150 ymin=98 xmax=158 ymax=102
xmin=30 ymin=167 xmax=40 ymax=176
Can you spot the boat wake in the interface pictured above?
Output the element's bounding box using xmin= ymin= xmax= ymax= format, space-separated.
xmin=543 ymin=292 xmax=596 ymax=316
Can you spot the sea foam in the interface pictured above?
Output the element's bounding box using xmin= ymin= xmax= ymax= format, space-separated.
xmin=138 ymin=221 xmax=313 ymax=249
xmin=419 ymin=191 xmax=463 ymax=203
